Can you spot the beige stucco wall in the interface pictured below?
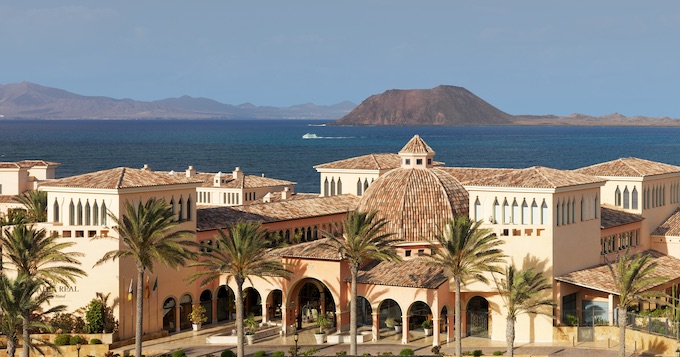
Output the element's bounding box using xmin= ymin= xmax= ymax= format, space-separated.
xmin=316 ymin=169 xmax=382 ymax=197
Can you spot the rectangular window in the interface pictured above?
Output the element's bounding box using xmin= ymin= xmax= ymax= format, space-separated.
xmin=416 ymin=159 xmax=423 ymax=165
xmin=427 ymin=158 xmax=432 ymax=165
xmin=405 ymin=159 xmax=410 ymax=165
xmin=405 ymin=250 xmax=411 ymax=257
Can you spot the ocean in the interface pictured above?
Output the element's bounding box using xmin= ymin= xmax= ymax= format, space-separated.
xmin=1 ymin=119 xmax=680 ymax=193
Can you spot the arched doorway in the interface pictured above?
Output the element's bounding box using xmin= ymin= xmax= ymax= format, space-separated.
xmin=216 ymin=286 xmax=236 ymax=321
xmin=379 ymin=299 xmax=402 ymax=337
xmin=357 ymin=296 xmax=372 ymax=326
xmin=298 ymin=281 xmax=335 ymax=322
xmin=200 ymin=290 xmax=213 ymax=325
xmin=408 ymin=301 xmax=432 ymax=331
xmin=179 ymin=294 xmax=193 ymax=331
xmin=162 ymin=297 xmax=176 ymax=332
xmin=267 ymin=290 xmax=283 ymax=321
xmin=440 ymin=306 xmax=448 ymax=333
xmin=467 ymin=296 xmax=489 ymax=338
xmin=244 ymin=287 xmax=262 ymax=316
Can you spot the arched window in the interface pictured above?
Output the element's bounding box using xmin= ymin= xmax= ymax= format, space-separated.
xmin=615 ymin=186 xmax=621 ymax=206
xmin=623 ymin=187 xmax=630 ymax=209
xmin=541 ymin=200 xmax=548 ymax=225
xmin=53 ymin=199 xmax=60 ymax=223
xmin=186 ymin=196 xmax=192 ymax=221
xmin=492 ymin=198 xmax=500 ymax=224
xmin=356 ymin=178 xmax=362 ymax=196
xmin=337 ymin=178 xmax=342 ymax=195
xmin=77 ymin=201 xmax=83 ymax=225
xmin=632 ymin=187 xmax=638 ymax=210
xmin=531 ymin=199 xmax=539 ymax=224
xmin=556 ymin=201 xmax=561 ymax=226
xmin=84 ymin=201 xmax=91 ymax=225
xmin=101 ymin=202 xmax=107 ymax=226
xmin=323 ymin=178 xmax=329 ymax=197
xmin=580 ymin=197 xmax=584 ymax=221
xmin=170 ymin=198 xmax=176 ymax=219
xmin=178 ymin=197 xmax=184 ymax=220
xmin=566 ymin=200 xmax=571 ymax=224
xmin=364 ymin=179 xmax=369 ymax=192
xmin=594 ymin=194 xmax=599 ymax=218
xmin=330 ymin=178 xmax=336 ymax=196
xmin=93 ymin=202 xmax=99 ymax=226
xmin=521 ymin=199 xmax=529 ymax=225
xmin=474 ymin=198 xmax=482 ymax=222
xmin=571 ymin=198 xmax=575 ymax=223
xmin=503 ymin=199 xmax=511 ymax=224
xmin=512 ymin=199 xmax=520 ymax=224
xmin=562 ymin=201 xmax=567 ymax=225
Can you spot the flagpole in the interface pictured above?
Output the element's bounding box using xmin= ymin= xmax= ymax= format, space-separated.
xmin=122 ymin=277 xmax=125 ymax=339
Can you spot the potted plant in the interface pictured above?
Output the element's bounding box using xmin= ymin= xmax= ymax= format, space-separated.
xmin=422 ymin=320 xmax=432 ymax=336
xmin=244 ymin=314 xmax=258 ymax=345
xmin=314 ymin=314 xmax=332 ymax=344
xmin=385 ymin=317 xmax=402 ymax=333
xmin=188 ymin=305 xmax=208 ymax=331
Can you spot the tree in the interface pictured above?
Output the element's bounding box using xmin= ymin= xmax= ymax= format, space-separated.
xmin=94 ymin=198 xmax=196 ymax=357
xmin=324 ymin=211 xmax=401 ymax=356
xmin=1 ymin=224 xmax=86 ymax=357
xmin=0 ymin=274 xmax=66 ymax=357
xmin=0 ymin=209 xmax=27 ymax=227
xmin=606 ymin=250 xmax=667 ymax=357
xmin=188 ymin=222 xmax=293 ymax=357
xmin=427 ymin=216 xmax=504 ymax=357
xmin=493 ymin=265 xmax=555 ymax=357
xmin=14 ymin=190 xmax=48 ymax=223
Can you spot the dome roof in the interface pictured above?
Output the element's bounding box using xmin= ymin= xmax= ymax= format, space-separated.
xmin=357 ymin=167 xmax=469 ymax=243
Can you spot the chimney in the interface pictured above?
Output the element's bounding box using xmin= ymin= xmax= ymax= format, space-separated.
xmin=263 ymin=192 xmax=272 ymax=203
xmin=214 ymin=172 xmax=225 ymax=187
xmin=141 ymin=164 xmax=151 ymax=172
xmin=281 ymin=187 xmax=290 ymax=200
xmin=186 ymin=165 xmax=196 ymax=178
xmin=232 ymin=167 xmax=243 ymax=180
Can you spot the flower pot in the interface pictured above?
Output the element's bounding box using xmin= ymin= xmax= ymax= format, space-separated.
xmin=314 ymin=333 xmax=325 ymax=344
xmin=192 ymin=323 xmax=201 ymax=331
xmin=423 ymin=328 xmax=432 ymax=336
xmin=394 ymin=325 xmax=402 ymax=333
xmin=246 ymin=334 xmax=255 ymax=345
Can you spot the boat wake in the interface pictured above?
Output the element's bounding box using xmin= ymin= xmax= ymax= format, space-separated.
xmin=302 ymin=133 xmax=353 ymax=139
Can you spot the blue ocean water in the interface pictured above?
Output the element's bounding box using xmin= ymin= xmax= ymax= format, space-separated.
xmin=1 ymin=119 xmax=680 ymax=193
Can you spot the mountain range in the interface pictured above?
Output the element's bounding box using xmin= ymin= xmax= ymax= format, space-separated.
xmin=332 ymin=85 xmax=680 ymax=126
xmin=0 ymin=82 xmax=355 ymax=120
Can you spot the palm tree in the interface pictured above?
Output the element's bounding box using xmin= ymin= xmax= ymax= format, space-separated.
xmin=0 ymin=209 xmax=27 ymax=227
xmin=427 ymin=216 xmax=504 ymax=357
xmin=0 ymin=274 xmax=66 ymax=357
xmin=188 ymin=222 xmax=293 ymax=357
xmin=606 ymin=250 xmax=666 ymax=357
xmin=493 ymin=265 xmax=555 ymax=357
xmin=324 ymin=211 xmax=401 ymax=356
xmin=14 ymin=190 xmax=48 ymax=223
xmin=94 ymin=198 xmax=196 ymax=357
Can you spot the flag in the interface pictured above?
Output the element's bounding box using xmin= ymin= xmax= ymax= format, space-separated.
xmin=152 ymin=276 xmax=158 ymax=296
xmin=127 ymin=279 xmax=133 ymax=301
xmin=144 ymin=276 xmax=150 ymax=299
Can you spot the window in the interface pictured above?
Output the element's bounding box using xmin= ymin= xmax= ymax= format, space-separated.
xmin=186 ymin=196 xmax=192 ymax=221
xmin=77 ymin=201 xmax=83 ymax=225
xmin=632 ymin=187 xmax=638 ymax=209
xmin=178 ymin=197 xmax=184 ymax=220
xmin=101 ymin=202 xmax=107 ymax=226
xmin=93 ymin=202 xmax=99 ymax=226
xmin=416 ymin=159 xmax=422 ymax=165
xmin=357 ymin=179 xmax=362 ymax=196
xmin=503 ymin=199 xmax=511 ymax=224
xmin=474 ymin=198 xmax=482 ymax=222
xmin=541 ymin=200 xmax=548 ymax=224
xmin=404 ymin=159 xmax=411 ymax=165
xmin=84 ymin=201 xmax=91 ymax=225
xmin=522 ymin=200 xmax=529 ymax=225
xmin=427 ymin=158 xmax=432 ymax=165
xmin=364 ymin=179 xmax=369 ymax=192
xmin=330 ymin=178 xmax=336 ymax=196
xmin=324 ymin=178 xmax=329 ymax=196
xmin=580 ymin=197 xmax=584 ymax=221
xmin=623 ymin=187 xmax=630 ymax=209
xmin=615 ymin=186 xmax=621 ymax=206
xmin=405 ymin=250 xmax=411 ymax=257
xmin=512 ymin=199 xmax=520 ymax=224
xmin=492 ymin=198 xmax=500 ymax=224
xmin=53 ymin=199 xmax=60 ymax=223
xmin=170 ymin=198 xmax=176 ymax=218
xmin=337 ymin=178 xmax=342 ymax=195
xmin=531 ymin=199 xmax=539 ymax=224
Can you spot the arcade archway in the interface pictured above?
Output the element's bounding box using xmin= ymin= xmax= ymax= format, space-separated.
xmin=162 ymin=297 xmax=176 ymax=332
xmin=467 ymin=296 xmax=489 ymax=338
xmin=216 ymin=285 xmax=236 ymax=321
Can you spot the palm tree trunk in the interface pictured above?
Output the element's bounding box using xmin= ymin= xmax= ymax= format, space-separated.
xmin=236 ymin=278 xmax=245 ymax=357
xmin=506 ymin=317 xmax=515 ymax=357
xmin=135 ymin=270 xmax=145 ymax=357
xmin=21 ymin=311 xmax=29 ymax=357
xmin=455 ymin=277 xmax=462 ymax=357
xmin=7 ymin=335 xmax=16 ymax=357
xmin=618 ymin=306 xmax=626 ymax=357
xmin=350 ymin=265 xmax=358 ymax=356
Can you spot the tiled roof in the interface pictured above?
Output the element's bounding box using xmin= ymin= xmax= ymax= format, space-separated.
xmin=575 ymin=158 xmax=680 ymax=177
xmin=42 ymin=167 xmax=203 ymax=189
xmin=399 ymin=135 xmax=435 ymax=155
xmin=263 ymin=192 xmax=317 ymax=203
xmin=0 ymin=195 xmax=19 ymax=203
xmin=0 ymin=160 xmax=59 ymax=169
xmin=187 ymin=172 xmax=296 ymax=189
xmin=464 ymin=166 xmax=605 ymax=189
xmin=314 ymin=154 xmax=401 ymax=170
xmin=440 ymin=167 xmax=517 ymax=185
xmin=600 ymin=205 xmax=644 ymax=229
xmin=652 ymin=209 xmax=680 ymax=236
xmin=358 ymin=168 xmax=469 ymax=242
xmin=555 ymin=250 xmax=680 ymax=294
xmin=197 ymin=194 xmax=360 ymax=231
xmin=269 ymin=238 xmax=343 ymax=261
xmin=354 ymin=259 xmax=448 ymax=289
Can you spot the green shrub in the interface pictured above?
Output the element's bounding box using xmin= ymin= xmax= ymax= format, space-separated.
xmin=254 ymin=351 xmax=267 ymax=357
xmin=301 ymin=348 xmax=318 ymax=356
xmin=362 ymin=353 xmax=371 ymax=356
xmin=381 ymin=353 xmax=393 ymax=356
xmin=89 ymin=338 xmax=103 ymax=345
xmin=69 ymin=335 xmax=86 ymax=345
xmin=493 ymin=351 xmax=503 ymax=356
xmin=54 ymin=334 xmax=71 ymax=346
xmin=431 ymin=345 xmax=442 ymax=356
xmin=462 ymin=352 xmax=473 ymax=356
xmin=172 ymin=350 xmax=186 ymax=357
xmin=85 ymin=298 xmax=106 ymax=333
xmin=399 ymin=349 xmax=414 ymax=356
xmin=473 ymin=350 xmax=483 ymax=357
xmin=335 ymin=351 xmax=347 ymax=356
xmin=221 ymin=350 xmax=235 ymax=357
xmin=272 ymin=351 xmax=285 ymax=357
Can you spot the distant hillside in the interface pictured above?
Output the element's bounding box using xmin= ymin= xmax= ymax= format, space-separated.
xmin=0 ymin=82 xmax=355 ymax=120
xmin=332 ymin=85 xmax=515 ymax=126
xmin=333 ymin=85 xmax=680 ymax=126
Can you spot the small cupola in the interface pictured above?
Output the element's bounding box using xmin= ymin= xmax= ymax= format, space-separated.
xmin=232 ymin=167 xmax=244 ymax=180
xmin=398 ymin=134 xmax=435 ymax=169
xmin=214 ymin=171 xmax=227 ymax=187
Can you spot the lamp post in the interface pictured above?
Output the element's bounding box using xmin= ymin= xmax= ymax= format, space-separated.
xmin=76 ymin=343 xmax=81 ymax=357
xmin=293 ymin=331 xmax=299 ymax=357
xmin=675 ymin=347 xmax=680 ymax=357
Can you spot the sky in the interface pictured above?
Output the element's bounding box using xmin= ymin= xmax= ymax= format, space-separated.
xmin=2 ymin=1 xmax=680 ymax=117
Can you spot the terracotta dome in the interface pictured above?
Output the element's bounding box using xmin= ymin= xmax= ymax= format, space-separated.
xmin=357 ymin=167 xmax=469 ymax=243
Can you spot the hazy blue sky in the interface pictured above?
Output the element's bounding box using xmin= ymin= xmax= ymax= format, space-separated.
xmin=2 ymin=1 xmax=679 ymax=117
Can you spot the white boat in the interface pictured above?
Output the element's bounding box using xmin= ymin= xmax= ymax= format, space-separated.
xmin=302 ymin=133 xmax=319 ymax=139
